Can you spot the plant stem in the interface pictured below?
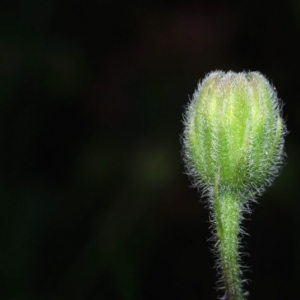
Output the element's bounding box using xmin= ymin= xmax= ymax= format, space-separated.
xmin=213 ymin=189 xmax=244 ymax=300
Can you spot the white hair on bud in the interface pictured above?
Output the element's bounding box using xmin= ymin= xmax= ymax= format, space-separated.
xmin=181 ymin=70 xmax=287 ymax=299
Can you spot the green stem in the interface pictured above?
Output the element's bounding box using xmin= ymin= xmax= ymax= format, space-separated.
xmin=213 ymin=189 xmax=244 ymax=300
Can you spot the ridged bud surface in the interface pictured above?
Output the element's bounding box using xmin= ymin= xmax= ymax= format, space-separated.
xmin=184 ymin=71 xmax=285 ymax=200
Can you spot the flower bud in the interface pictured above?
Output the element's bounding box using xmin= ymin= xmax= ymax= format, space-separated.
xmin=183 ymin=71 xmax=286 ymax=199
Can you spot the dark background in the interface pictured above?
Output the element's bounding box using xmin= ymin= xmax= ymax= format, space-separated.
xmin=0 ymin=0 xmax=299 ymax=299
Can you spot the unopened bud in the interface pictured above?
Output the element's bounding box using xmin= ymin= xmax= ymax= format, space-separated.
xmin=183 ymin=71 xmax=286 ymax=200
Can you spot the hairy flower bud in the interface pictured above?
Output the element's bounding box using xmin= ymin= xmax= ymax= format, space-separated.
xmin=183 ymin=71 xmax=286 ymax=200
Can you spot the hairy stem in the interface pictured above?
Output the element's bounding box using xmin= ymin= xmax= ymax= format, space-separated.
xmin=213 ymin=189 xmax=244 ymax=300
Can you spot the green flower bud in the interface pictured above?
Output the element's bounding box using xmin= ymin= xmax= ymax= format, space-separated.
xmin=182 ymin=71 xmax=287 ymax=299
xmin=183 ymin=71 xmax=286 ymax=200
